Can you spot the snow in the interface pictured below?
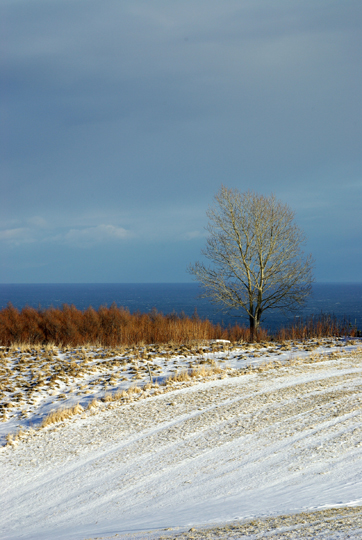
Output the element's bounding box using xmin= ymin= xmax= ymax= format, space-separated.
xmin=0 ymin=338 xmax=361 ymax=539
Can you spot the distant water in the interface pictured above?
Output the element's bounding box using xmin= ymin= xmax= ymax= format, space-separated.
xmin=0 ymin=283 xmax=361 ymax=333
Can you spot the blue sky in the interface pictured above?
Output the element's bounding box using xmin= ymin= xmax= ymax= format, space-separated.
xmin=1 ymin=0 xmax=361 ymax=283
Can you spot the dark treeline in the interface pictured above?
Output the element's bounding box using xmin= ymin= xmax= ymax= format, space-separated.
xmin=0 ymin=304 xmax=358 ymax=347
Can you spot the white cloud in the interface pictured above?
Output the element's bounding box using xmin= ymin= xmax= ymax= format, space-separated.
xmin=0 ymin=222 xmax=134 ymax=248
xmin=0 ymin=227 xmax=34 ymax=244
xmin=27 ymin=216 xmax=48 ymax=228
xmin=0 ymin=217 xmax=48 ymax=245
xmin=60 ymin=224 xmax=134 ymax=246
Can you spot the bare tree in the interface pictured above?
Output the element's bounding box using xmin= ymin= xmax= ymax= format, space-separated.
xmin=189 ymin=186 xmax=314 ymax=336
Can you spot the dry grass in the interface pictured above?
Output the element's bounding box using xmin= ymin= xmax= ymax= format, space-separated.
xmin=190 ymin=365 xmax=223 ymax=378
xmin=0 ymin=305 xmax=236 ymax=347
xmin=86 ymin=398 xmax=100 ymax=410
xmin=2 ymin=339 xmax=360 ymax=444
xmin=41 ymin=403 xmax=84 ymax=428
xmin=1 ymin=304 xmax=357 ymax=348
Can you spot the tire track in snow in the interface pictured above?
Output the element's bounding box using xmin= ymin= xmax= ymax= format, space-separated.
xmin=0 ymin=351 xmax=361 ymax=540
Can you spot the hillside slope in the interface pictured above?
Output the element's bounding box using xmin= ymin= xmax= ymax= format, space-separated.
xmin=1 ymin=348 xmax=362 ymax=539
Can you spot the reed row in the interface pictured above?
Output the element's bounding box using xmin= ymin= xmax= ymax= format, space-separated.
xmin=0 ymin=303 xmax=358 ymax=347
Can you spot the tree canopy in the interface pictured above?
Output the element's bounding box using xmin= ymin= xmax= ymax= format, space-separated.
xmin=189 ymin=186 xmax=314 ymax=334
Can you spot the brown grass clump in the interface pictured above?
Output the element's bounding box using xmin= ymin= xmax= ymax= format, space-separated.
xmin=190 ymin=365 xmax=218 ymax=378
xmin=111 ymin=389 xmax=128 ymax=400
xmin=171 ymin=370 xmax=190 ymax=383
xmin=41 ymin=403 xmax=84 ymax=428
xmin=86 ymin=398 xmax=100 ymax=410
xmin=168 ymin=364 xmax=223 ymax=383
xmin=256 ymin=362 xmax=273 ymax=372
xmin=5 ymin=433 xmax=14 ymax=446
xmin=127 ymin=386 xmax=142 ymax=395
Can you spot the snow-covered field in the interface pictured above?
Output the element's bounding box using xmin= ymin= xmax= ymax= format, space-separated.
xmin=1 ymin=338 xmax=362 ymax=539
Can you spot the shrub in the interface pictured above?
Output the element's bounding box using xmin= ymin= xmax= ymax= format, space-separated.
xmin=0 ymin=303 xmax=356 ymax=347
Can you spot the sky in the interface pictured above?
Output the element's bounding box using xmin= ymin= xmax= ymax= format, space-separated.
xmin=1 ymin=0 xmax=361 ymax=283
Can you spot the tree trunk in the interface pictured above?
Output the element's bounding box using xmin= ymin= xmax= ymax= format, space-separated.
xmin=249 ymin=315 xmax=260 ymax=342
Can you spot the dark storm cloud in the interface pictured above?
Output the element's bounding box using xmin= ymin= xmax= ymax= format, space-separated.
xmin=0 ymin=0 xmax=361 ymax=281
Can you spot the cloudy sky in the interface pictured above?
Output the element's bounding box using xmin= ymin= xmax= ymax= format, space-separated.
xmin=1 ymin=0 xmax=361 ymax=283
